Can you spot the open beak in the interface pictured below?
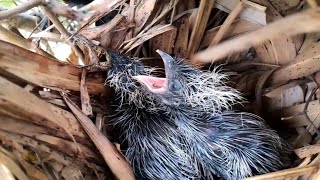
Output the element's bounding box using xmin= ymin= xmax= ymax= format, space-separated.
xmin=133 ymin=50 xmax=174 ymax=94
xmin=156 ymin=50 xmax=175 ymax=80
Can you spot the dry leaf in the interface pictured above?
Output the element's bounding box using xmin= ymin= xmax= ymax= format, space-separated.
xmin=201 ymin=19 xmax=261 ymax=49
xmin=295 ymin=145 xmax=320 ymax=159
xmin=150 ymin=27 xmax=177 ymax=55
xmin=80 ymin=14 xmax=124 ymax=40
xmin=79 ymin=0 xmax=125 ymax=31
xmin=62 ymin=94 xmax=135 ymax=180
xmin=269 ymin=41 xmax=320 ymax=86
xmin=125 ymin=0 xmax=157 ymax=35
xmin=174 ymin=15 xmax=189 ymax=57
xmin=215 ymin=0 xmax=267 ymax=25
xmin=124 ymin=24 xmax=176 ymax=52
xmin=0 ymin=41 xmax=105 ymax=94
xmin=80 ymin=69 xmax=93 ymax=116
xmin=0 ymin=151 xmax=29 ymax=180
xmin=191 ymin=8 xmax=320 ymax=64
xmin=187 ymin=0 xmax=214 ymax=57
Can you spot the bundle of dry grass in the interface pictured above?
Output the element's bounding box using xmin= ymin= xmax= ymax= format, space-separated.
xmin=0 ymin=0 xmax=319 ymax=179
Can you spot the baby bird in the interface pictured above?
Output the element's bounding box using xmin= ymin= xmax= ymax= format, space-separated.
xmin=133 ymin=50 xmax=289 ymax=180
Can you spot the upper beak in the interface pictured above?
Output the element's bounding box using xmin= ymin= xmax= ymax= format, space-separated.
xmin=156 ymin=50 xmax=175 ymax=79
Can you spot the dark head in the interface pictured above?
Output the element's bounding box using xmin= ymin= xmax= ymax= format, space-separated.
xmin=133 ymin=50 xmax=243 ymax=113
xmin=106 ymin=50 xmax=157 ymax=109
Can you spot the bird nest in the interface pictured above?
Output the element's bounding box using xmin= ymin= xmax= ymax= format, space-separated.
xmin=0 ymin=0 xmax=319 ymax=179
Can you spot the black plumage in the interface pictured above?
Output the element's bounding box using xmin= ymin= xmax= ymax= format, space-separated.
xmin=106 ymin=50 xmax=290 ymax=180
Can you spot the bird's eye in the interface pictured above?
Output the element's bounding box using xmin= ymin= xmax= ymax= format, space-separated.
xmin=169 ymin=79 xmax=182 ymax=92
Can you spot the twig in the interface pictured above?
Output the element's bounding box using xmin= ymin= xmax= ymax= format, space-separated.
xmin=209 ymin=1 xmax=243 ymax=46
xmin=0 ymin=0 xmax=43 ymax=20
xmin=41 ymin=5 xmax=85 ymax=64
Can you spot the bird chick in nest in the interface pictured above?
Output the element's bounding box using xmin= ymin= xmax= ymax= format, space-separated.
xmin=133 ymin=50 xmax=290 ymax=180
xmin=106 ymin=50 xmax=198 ymax=180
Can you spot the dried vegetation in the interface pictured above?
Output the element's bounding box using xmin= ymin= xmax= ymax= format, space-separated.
xmin=0 ymin=0 xmax=319 ymax=179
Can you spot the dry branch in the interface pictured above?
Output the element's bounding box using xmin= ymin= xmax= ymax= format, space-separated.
xmin=0 ymin=76 xmax=88 ymax=139
xmin=0 ymin=41 xmax=105 ymax=94
xmin=0 ymin=0 xmax=43 ymax=20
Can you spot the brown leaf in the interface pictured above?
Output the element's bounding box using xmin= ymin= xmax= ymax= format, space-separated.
xmin=215 ymin=0 xmax=267 ymax=25
xmin=295 ymin=144 xmax=320 ymax=159
xmin=254 ymin=1 xmax=300 ymax=65
xmin=209 ymin=1 xmax=244 ymax=47
xmin=0 ymin=150 xmax=29 ymax=180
